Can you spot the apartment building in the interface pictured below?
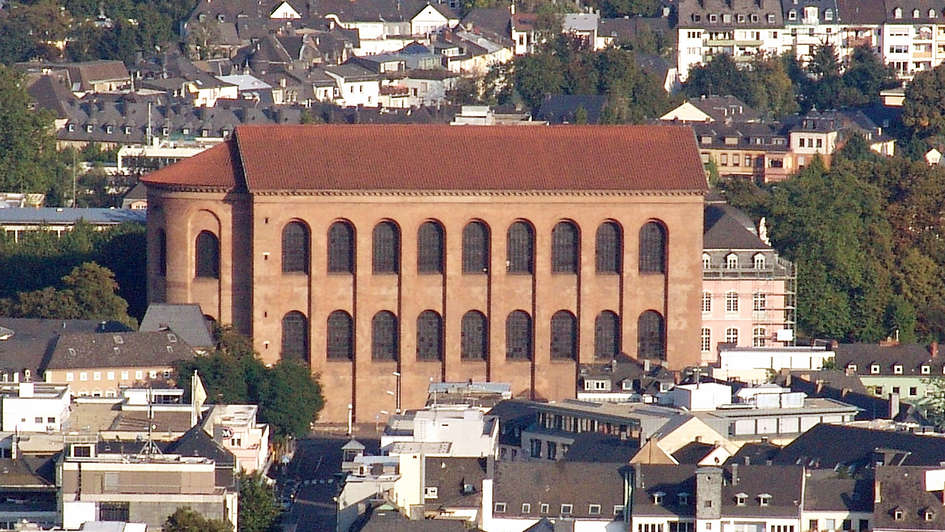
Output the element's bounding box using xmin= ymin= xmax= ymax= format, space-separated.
xmin=702 ymin=201 xmax=796 ymax=364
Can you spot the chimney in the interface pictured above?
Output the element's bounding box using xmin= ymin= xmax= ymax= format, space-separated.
xmin=932 ymin=341 xmax=939 ymax=359
xmin=814 ymin=380 xmax=823 ymax=395
xmin=731 ymin=463 xmax=738 ymax=486
xmin=510 ymin=2 xmax=515 ymax=14
xmin=644 ymin=359 xmax=651 ymax=372
xmin=874 ymin=478 xmax=881 ymax=504
xmin=888 ymin=392 xmax=900 ymax=420
xmin=743 ymin=456 xmax=750 ymax=465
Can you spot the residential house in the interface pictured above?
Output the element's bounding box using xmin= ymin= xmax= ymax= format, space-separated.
xmin=692 ymin=122 xmax=790 ymax=180
xmin=576 ymin=355 xmax=675 ymax=403
xmin=773 ymin=423 xmax=945 ymax=470
xmin=834 ymin=341 xmax=945 ymax=403
xmin=0 ymin=319 xmax=131 ymax=384
xmin=482 ymin=461 xmax=629 ymax=532
xmin=800 ymin=468 xmax=873 ymax=532
xmin=562 ymin=13 xmax=601 ymax=49
xmin=17 ymin=61 xmax=132 ymax=93
xmin=43 ymin=331 xmax=197 ymax=397
xmin=323 ymin=64 xmax=381 ymax=106
xmin=702 ymin=201 xmax=796 ymax=362
xmin=780 ymin=0 xmax=843 ymax=63
xmin=660 ymin=96 xmax=762 ymax=123
xmin=382 ymin=405 xmax=498 ymax=458
xmin=537 ymin=94 xmax=609 ymax=124
xmin=425 ymin=381 xmax=512 ymax=410
xmin=201 ymin=404 xmax=271 ymax=472
xmin=676 ymin=0 xmax=785 ymax=81
xmin=318 ymin=0 xmax=459 ymax=54
xmin=873 ymin=466 xmax=945 ymax=532
xmin=629 ymin=464 xmax=805 ymax=532
xmin=0 ymin=455 xmax=58 ymax=529
xmin=440 ymin=31 xmax=514 ymax=75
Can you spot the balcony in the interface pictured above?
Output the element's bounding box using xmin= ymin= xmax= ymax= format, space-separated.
xmin=703 ymin=257 xmax=795 ymax=280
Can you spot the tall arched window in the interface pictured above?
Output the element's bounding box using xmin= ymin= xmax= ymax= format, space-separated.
xmin=158 ymin=229 xmax=167 ymax=276
xmin=282 ymin=221 xmax=309 ymax=273
xmin=416 ymin=310 xmax=443 ymax=361
xmin=596 ymin=222 xmax=621 ymax=273
xmin=638 ymin=222 xmax=666 ymax=273
xmin=417 ymin=222 xmax=444 ymax=274
xmin=507 ymin=222 xmax=534 ymax=274
xmin=595 ymin=311 xmax=620 ymax=359
xmin=372 ymin=311 xmax=398 ymax=361
xmin=281 ymin=311 xmax=308 ymax=362
xmin=328 ymin=221 xmax=355 ymax=273
xmin=550 ymin=311 xmax=577 ymax=360
xmin=462 ymin=221 xmax=490 ymax=274
xmin=637 ymin=310 xmax=665 ymax=359
xmin=373 ymin=221 xmax=400 ymax=274
xmin=461 ymin=310 xmax=488 ymax=361
xmin=195 ymin=231 xmax=219 ymax=278
xmin=506 ymin=310 xmax=532 ymax=360
xmin=551 ymin=221 xmax=579 ymax=273
xmin=326 ymin=310 xmax=353 ymax=360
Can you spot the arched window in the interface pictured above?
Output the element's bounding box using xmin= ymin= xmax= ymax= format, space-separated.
xmin=638 ymin=222 xmax=666 ymax=273
xmin=702 ymin=253 xmax=710 ymax=270
xmin=507 ymin=221 xmax=534 ymax=274
xmin=282 ymin=221 xmax=309 ymax=273
xmin=462 ymin=221 xmax=490 ymax=274
xmin=726 ymin=253 xmax=738 ymax=269
xmin=551 ymin=221 xmax=579 ymax=273
xmin=281 ymin=311 xmax=308 ymax=362
xmin=373 ymin=221 xmax=400 ymax=274
xmin=158 ymin=229 xmax=167 ymax=276
xmin=195 ymin=231 xmax=219 ymax=278
xmin=753 ymin=253 xmax=765 ymax=269
xmin=596 ymin=222 xmax=622 ymax=273
xmin=637 ymin=310 xmax=665 ymax=360
xmin=506 ymin=310 xmax=532 ymax=360
xmin=417 ymin=222 xmax=444 ymax=274
xmin=461 ymin=310 xmax=488 ymax=361
xmin=372 ymin=311 xmax=398 ymax=361
xmin=893 ymin=7 xmax=902 ymax=18
xmin=913 ymin=8 xmax=920 ymax=18
xmin=550 ymin=311 xmax=577 ymax=360
xmin=326 ymin=310 xmax=353 ymax=360
xmin=595 ymin=311 xmax=620 ymax=360
xmin=328 ymin=221 xmax=355 ymax=273
xmin=416 ymin=310 xmax=443 ymax=361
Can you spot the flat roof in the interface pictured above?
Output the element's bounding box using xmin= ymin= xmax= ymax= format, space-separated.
xmin=0 ymin=208 xmax=146 ymax=225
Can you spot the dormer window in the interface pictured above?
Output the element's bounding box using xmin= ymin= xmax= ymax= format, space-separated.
xmin=217 ymin=13 xmax=225 ymax=22
xmin=722 ymin=13 xmax=731 ymax=23
xmin=653 ymin=492 xmax=665 ymax=505
xmin=848 ymin=363 xmax=857 ymax=372
xmin=758 ymin=494 xmax=771 ymax=507
xmin=68 ymin=123 xmax=75 ymax=132
xmin=930 ymin=9 xmax=936 ymax=18
xmin=825 ymin=9 xmax=833 ymax=20
xmin=86 ymin=124 xmax=94 ymax=133
xmin=678 ymin=493 xmax=689 ymax=505
xmin=788 ymin=9 xmax=796 ymax=20
xmin=894 ymin=7 xmax=902 ymax=19
xmin=871 ymin=364 xmax=880 ymax=374
xmin=921 ymin=365 xmax=931 ymax=375
xmin=894 ymin=364 xmax=903 ymax=375
xmin=735 ymin=493 xmax=748 ymax=506
xmin=201 ymin=128 xmax=209 ymax=137
xmin=926 ymin=510 xmax=935 ymax=521
xmin=894 ymin=509 xmax=904 ymax=520
xmin=913 ymin=8 xmax=920 ymax=18
xmin=182 ymin=128 xmax=190 ymax=135
xmin=737 ymin=14 xmax=745 ymax=22
xmin=198 ymin=13 xmax=206 ymax=22
xmin=753 ymin=253 xmax=765 ymax=269
xmin=708 ymin=14 xmax=717 ymax=22
xmin=726 ymin=254 xmax=738 ymax=269
xmin=123 ymin=126 xmax=131 ymax=135
xmin=702 ymin=253 xmax=711 ymax=269
xmin=105 ymin=125 xmax=113 ymax=134
xmin=767 ymin=13 xmax=775 ymax=23
xmin=162 ymin=127 xmax=169 ymax=135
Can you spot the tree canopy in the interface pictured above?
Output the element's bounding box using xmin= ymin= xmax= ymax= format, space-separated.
xmin=904 ymin=61 xmax=945 ymax=138
xmin=0 ymin=65 xmax=59 ymax=193
xmin=175 ymin=326 xmax=325 ymax=440
xmin=164 ymin=508 xmax=232 ymax=532
xmin=721 ymin=147 xmax=945 ymax=343
xmin=238 ymin=472 xmax=282 ymax=532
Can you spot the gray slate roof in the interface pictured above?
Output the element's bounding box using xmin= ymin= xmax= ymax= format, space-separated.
xmin=874 ymin=465 xmax=945 ymax=530
xmin=493 ymin=461 xmax=626 ymax=519
xmin=0 ymin=208 xmax=146 ymax=226
xmin=0 ymin=318 xmax=131 ymax=375
xmin=835 ymin=343 xmax=942 ymax=375
xmin=139 ymin=303 xmax=214 ymax=349
xmin=46 ymin=331 xmax=197 ymax=370
xmin=703 ymin=203 xmax=769 ymax=250
xmin=423 ymin=457 xmax=487 ymax=509
xmin=775 ymin=423 xmax=945 ymax=469
xmin=803 ymin=469 xmax=872 ymax=512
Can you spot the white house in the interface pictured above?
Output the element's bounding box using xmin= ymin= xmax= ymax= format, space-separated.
xmin=382 ymin=405 xmax=499 ymax=458
xmin=712 ymin=346 xmax=835 ymax=383
xmin=323 ymin=64 xmax=381 ymax=107
xmin=0 ymin=382 xmax=71 ymax=432
xmin=669 ymin=382 xmax=733 ymax=411
xmin=201 ymin=404 xmax=270 ymax=473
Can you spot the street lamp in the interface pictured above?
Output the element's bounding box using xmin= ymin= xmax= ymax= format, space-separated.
xmin=392 ymin=372 xmax=401 ymax=414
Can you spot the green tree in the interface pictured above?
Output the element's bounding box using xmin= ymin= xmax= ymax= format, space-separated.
xmin=805 ymin=44 xmax=843 ymax=110
xmin=885 ymin=295 xmax=917 ymax=343
xmin=0 ymin=17 xmax=38 ymax=64
xmin=164 ymin=508 xmax=232 ymax=532
xmin=683 ymin=54 xmax=749 ymax=101
xmin=512 ymin=50 xmax=564 ymax=111
xmin=840 ymin=45 xmax=898 ymax=107
xmin=238 ymin=473 xmax=281 ymax=532
xmin=0 ymin=65 xmax=58 ymax=193
xmin=255 ymin=360 xmax=325 ymax=439
xmin=921 ymin=377 xmax=945 ymax=429
xmin=903 ymin=62 xmax=945 ymax=138
xmin=747 ymin=54 xmax=799 ymax=120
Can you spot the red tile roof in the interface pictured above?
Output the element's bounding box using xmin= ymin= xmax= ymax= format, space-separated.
xmin=141 ymin=139 xmax=240 ymax=189
xmin=143 ymin=124 xmax=708 ymax=193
